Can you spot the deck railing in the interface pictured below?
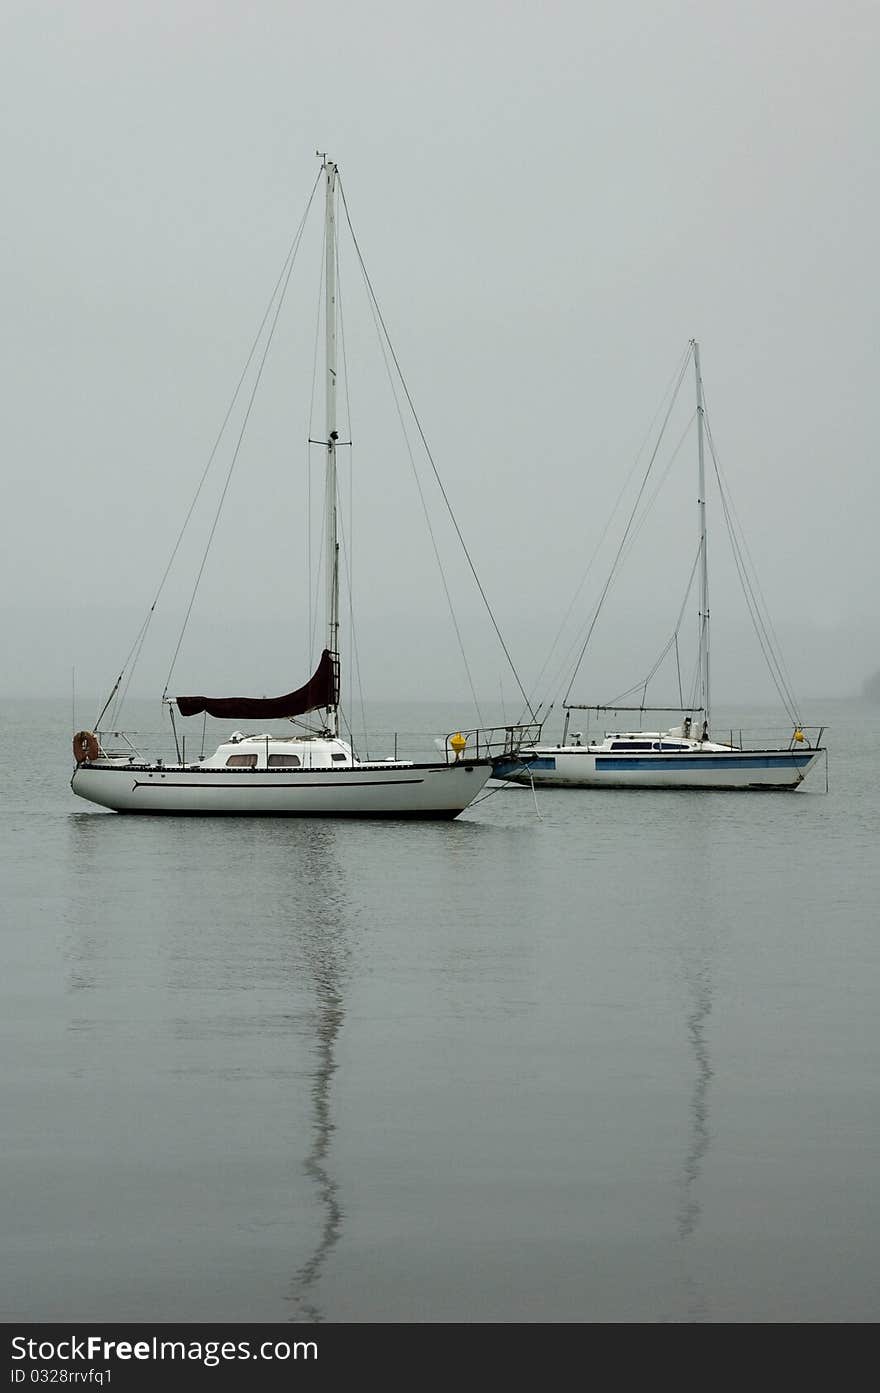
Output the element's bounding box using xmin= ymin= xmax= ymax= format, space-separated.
xmin=438 ymin=722 xmax=543 ymax=765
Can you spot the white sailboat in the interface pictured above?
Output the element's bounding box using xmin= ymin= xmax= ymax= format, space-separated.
xmin=495 ymin=341 xmax=825 ymax=791
xmin=71 ymin=158 xmax=535 ymax=818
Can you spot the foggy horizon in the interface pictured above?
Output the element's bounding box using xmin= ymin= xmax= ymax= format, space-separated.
xmin=3 ymin=1 xmax=877 ymax=726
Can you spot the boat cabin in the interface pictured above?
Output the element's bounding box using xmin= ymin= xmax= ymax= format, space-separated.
xmin=200 ymin=733 xmax=357 ymax=770
xmin=565 ymin=729 xmax=722 ymax=752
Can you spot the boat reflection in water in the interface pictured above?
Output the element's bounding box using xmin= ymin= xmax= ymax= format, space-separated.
xmin=59 ymin=815 xmax=350 ymax=1324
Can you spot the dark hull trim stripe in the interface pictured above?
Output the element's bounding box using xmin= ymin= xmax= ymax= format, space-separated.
xmin=107 ymin=808 xmax=462 ymax=820
xmin=130 ymin=777 xmax=427 ymax=790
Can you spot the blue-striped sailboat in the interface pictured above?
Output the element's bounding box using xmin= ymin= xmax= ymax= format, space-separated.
xmin=495 ymin=342 xmax=825 ymax=791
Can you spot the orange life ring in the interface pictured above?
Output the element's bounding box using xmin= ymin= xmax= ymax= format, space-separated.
xmin=73 ymin=730 xmax=100 ymax=764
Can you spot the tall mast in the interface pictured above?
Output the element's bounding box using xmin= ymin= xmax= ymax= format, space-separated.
xmin=693 ymin=339 xmax=710 ymax=738
xmin=323 ymin=158 xmax=339 ymax=736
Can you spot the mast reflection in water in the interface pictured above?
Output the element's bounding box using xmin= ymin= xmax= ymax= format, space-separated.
xmin=674 ymin=921 xmax=714 ymax=1322
xmin=288 ymin=827 xmax=347 ymax=1323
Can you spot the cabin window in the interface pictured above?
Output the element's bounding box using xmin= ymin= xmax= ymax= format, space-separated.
xmin=226 ymin=753 xmax=257 ymax=767
xmin=267 ymin=753 xmax=301 ymax=768
xmin=610 ymin=741 xmax=653 ymax=751
xmin=331 ymin=752 xmax=348 ymax=763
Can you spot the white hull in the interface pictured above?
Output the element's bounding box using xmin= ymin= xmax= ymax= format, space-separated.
xmin=495 ymin=745 xmax=822 ymax=791
xmin=71 ymin=759 xmax=492 ymax=818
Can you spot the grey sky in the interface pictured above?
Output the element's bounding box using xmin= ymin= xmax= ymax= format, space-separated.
xmin=2 ymin=0 xmax=877 ymax=715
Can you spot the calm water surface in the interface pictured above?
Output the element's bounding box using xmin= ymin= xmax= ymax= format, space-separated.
xmin=2 ymin=698 xmax=878 ymax=1322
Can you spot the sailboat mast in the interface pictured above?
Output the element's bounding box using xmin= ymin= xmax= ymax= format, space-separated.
xmin=693 ymin=339 xmax=710 ymax=737
xmin=324 ymin=158 xmax=340 ymax=737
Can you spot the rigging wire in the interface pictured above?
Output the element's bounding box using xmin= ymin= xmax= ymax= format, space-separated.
xmin=570 ymin=412 xmax=700 ymax=712
xmin=560 ymin=350 xmax=693 ymax=707
xmin=703 ymin=409 xmax=801 ymax=723
xmin=675 ymin=632 xmax=684 ymax=709
xmin=162 ymin=191 xmax=317 ymax=700
xmin=520 ymin=342 xmax=694 ymax=723
xmin=97 ymin=169 xmax=322 ymax=728
xmin=338 ymin=175 xmax=535 ymax=722
xmin=339 ymin=183 xmax=484 ymax=727
xmin=602 ymin=543 xmax=701 ymax=708
xmin=615 ymin=412 xmax=696 ymax=575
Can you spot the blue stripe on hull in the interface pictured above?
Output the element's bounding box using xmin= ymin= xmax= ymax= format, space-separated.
xmin=595 ymin=754 xmax=814 ymax=771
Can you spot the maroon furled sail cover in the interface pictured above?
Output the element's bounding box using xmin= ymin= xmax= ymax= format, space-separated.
xmin=176 ymin=649 xmax=338 ymax=720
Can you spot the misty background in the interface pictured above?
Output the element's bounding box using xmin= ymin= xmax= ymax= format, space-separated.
xmin=2 ymin=0 xmax=877 ymax=724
